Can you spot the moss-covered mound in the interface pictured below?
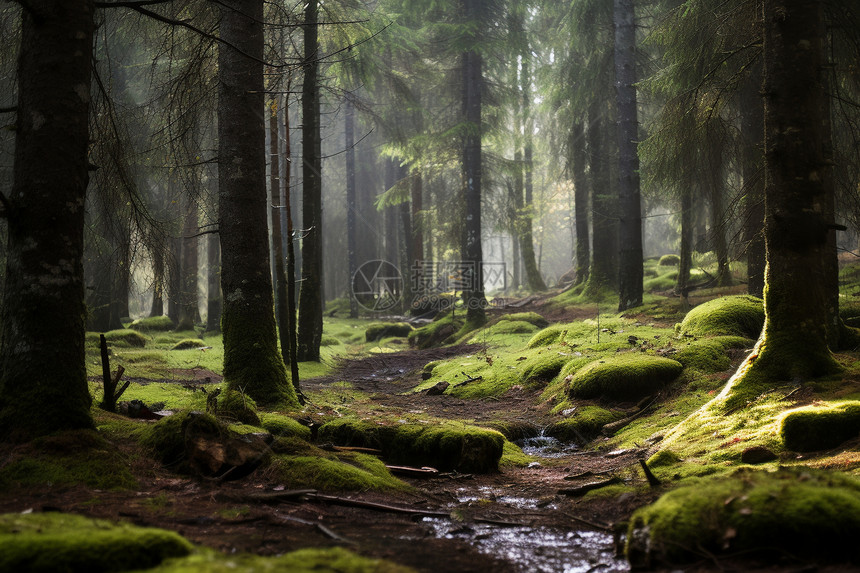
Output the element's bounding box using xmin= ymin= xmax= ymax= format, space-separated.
xmin=104 ymin=329 xmax=148 ymax=348
xmin=170 ymin=338 xmax=206 ymax=351
xmin=319 ymin=334 xmax=342 ymax=347
xmin=780 ymin=401 xmax=860 ymax=452
xmin=268 ymin=451 xmax=406 ymax=491
xmin=218 ymin=391 xmax=261 ymax=426
xmin=673 ymin=336 xmax=752 ymax=373
xmin=366 ymin=322 xmax=414 ymax=341
xmin=147 ymin=546 xmax=415 ymax=572
xmin=679 ymin=295 xmax=764 ymax=339
xmin=498 ymin=312 xmax=549 ymax=328
xmin=408 ymin=313 xmax=464 ymax=349
xmin=658 ymin=254 xmax=680 ymax=266
xmin=0 ymin=430 xmax=137 ymax=490
xmin=319 ymin=418 xmax=504 ymax=473
xmin=481 ymin=320 xmax=539 ymax=336
xmin=568 ymin=353 xmax=683 ymax=401
xmin=140 ymin=411 xmax=227 ymax=470
xmin=129 ymin=315 xmax=176 ymax=332
xmin=520 ymin=353 xmax=570 ymax=385
xmin=0 ymin=512 xmax=192 ymax=573
xmin=627 ymin=468 xmax=860 ymax=567
xmin=545 ymin=406 xmax=624 ymax=442
xmin=258 ymin=413 xmax=312 ymax=440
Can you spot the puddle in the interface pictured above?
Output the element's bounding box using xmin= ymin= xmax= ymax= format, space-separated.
xmin=456 ymin=486 xmax=546 ymax=510
xmin=516 ymin=432 xmax=579 ymax=458
xmin=422 ymin=518 xmax=629 ymax=573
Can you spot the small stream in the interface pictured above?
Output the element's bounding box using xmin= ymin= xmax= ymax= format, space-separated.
xmin=515 ymin=430 xmax=580 ymax=459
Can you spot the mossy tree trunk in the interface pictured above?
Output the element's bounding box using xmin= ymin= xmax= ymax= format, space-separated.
xmin=461 ymin=0 xmax=487 ymax=327
xmin=719 ymin=0 xmax=840 ymax=409
xmin=569 ymin=120 xmax=590 ymax=286
xmin=177 ymin=194 xmax=199 ymax=330
xmin=270 ymin=100 xmax=291 ymax=358
xmin=297 ymin=0 xmax=324 ymax=362
xmin=584 ymin=97 xmax=618 ymax=297
xmin=217 ymin=0 xmax=297 ymax=407
xmin=205 ymin=231 xmax=221 ymax=332
xmin=614 ymin=0 xmax=643 ymax=310
xmin=519 ymin=46 xmax=546 ymax=293
xmin=151 ymin=243 xmax=165 ymax=317
xmin=345 ymin=97 xmax=359 ymax=318
xmin=0 ymin=0 xmax=95 ymax=440
xmin=739 ymin=61 xmax=765 ymax=298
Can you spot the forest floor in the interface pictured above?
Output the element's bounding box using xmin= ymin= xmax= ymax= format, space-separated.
xmin=3 ymin=279 xmax=860 ymax=572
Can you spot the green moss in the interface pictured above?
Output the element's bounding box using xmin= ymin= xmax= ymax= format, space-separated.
xmin=104 ymin=329 xmax=148 ymax=348
xmin=569 ymin=353 xmax=683 ymax=401
xmin=526 ymin=322 xmax=594 ymax=348
xmin=319 ymin=418 xmax=504 ymax=473
xmin=366 ymin=322 xmax=414 ymax=341
xmin=646 ymin=449 xmax=681 ymax=468
xmin=319 ymin=334 xmax=342 ymax=346
xmin=627 ymin=468 xmax=860 ymax=566
xmin=0 ymin=430 xmax=137 ymax=490
xmin=780 ymin=401 xmax=860 ymax=452
xmin=139 ymin=411 xmax=227 ymax=470
xmin=499 ymin=440 xmax=535 ymax=468
xmin=545 ymin=406 xmax=624 ymax=442
xmin=324 ymin=297 xmax=353 ymax=317
xmin=129 ymin=315 xmax=176 ymax=332
xmin=148 ymin=546 xmax=415 ymax=573
xmin=258 ymin=413 xmax=312 ymax=440
xmin=679 ymin=295 xmax=764 ymax=339
xmin=267 ymin=452 xmax=407 ymax=491
xmin=674 ymin=336 xmax=752 ymax=373
xmin=218 ymin=390 xmax=261 ymax=426
xmin=480 ymin=320 xmax=539 ymax=336
xmin=643 ymin=273 xmax=677 ymax=292
xmin=170 ymin=338 xmax=205 ymax=351
xmin=520 ymin=353 xmax=570 ymax=385
xmin=408 ymin=312 xmax=464 ymax=349
xmin=658 ymin=254 xmax=680 ymax=266
xmin=498 ymin=312 xmax=549 ymax=328
xmin=0 ymin=512 xmax=192 ymax=573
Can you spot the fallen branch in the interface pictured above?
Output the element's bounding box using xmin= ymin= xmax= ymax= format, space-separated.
xmin=216 ymin=489 xmax=318 ymax=504
xmin=453 ymin=372 xmax=483 ymax=387
xmin=306 ymin=493 xmax=450 ymax=517
xmin=271 ymin=512 xmax=355 ymax=544
xmin=638 ymin=459 xmax=662 ymax=487
xmin=385 ymin=465 xmax=439 ymax=477
xmin=602 ymin=396 xmax=658 ymax=436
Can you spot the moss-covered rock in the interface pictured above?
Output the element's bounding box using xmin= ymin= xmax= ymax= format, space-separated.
xmin=129 ymin=315 xmax=176 ymax=332
xmin=545 ymin=406 xmax=624 ymax=442
xmin=658 ymin=254 xmax=680 ymax=266
xmin=319 ymin=334 xmax=342 ymax=346
xmin=104 ymin=329 xmax=148 ymax=348
xmin=520 ymin=353 xmax=570 ymax=385
xmin=679 ymin=295 xmax=764 ymax=339
xmin=319 ymin=418 xmax=504 ymax=473
xmin=780 ymin=401 xmax=860 ymax=452
xmin=568 ymin=353 xmax=683 ymax=401
xmin=140 ymin=411 xmax=227 ymax=470
xmin=627 ymin=468 xmax=860 ymax=567
xmin=527 ymin=325 xmax=568 ymax=347
xmin=170 ymin=338 xmax=206 ymax=351
xmin=498 ymin=312 xmax=549 ymax=328
xmin=408 ymin=313 xmax=464 ymax=349
xmin=147 ymin=546 xmax=415 ymax=572
xmin=218 ymin=391 xmax=261 ymax=426
xmin=267 ymin=452 xmax=407 ymax=492
xmin=0 ymin=430 xmax=137 ymax=490
xmin=0 ymin=512 xmax=192 ymax=573
xmin=480 ymin=320 xmax=539 ymax=336
xmin=673 ymin=336 xmax=752 ymax=373
xmin=366 ymin=322 xmax=414 ymax=341
xmin=258 ymin=413 xmax=312 ymax=440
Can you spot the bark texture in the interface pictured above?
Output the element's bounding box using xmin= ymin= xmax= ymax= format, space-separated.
xmin=0 ymin=0 xmax=95 ymax=439
xmin=217 ymin=0 xmax=296 ymax=406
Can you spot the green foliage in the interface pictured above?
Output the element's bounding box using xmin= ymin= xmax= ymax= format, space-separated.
xmin=658 ymin=254 xmax=680 ymax=266
xmin=0 ymin=429 xmax=137 ymax=490
xmin=780 ymin=401 xmax=860 ymax=452
xmin=498 ymin=312 xmax=549 ymax=328
xmin=679 ymin=295 xmax=764 ymax=339
xmin=365 ymin=322 xmax=414 ymax=341
xmin=627 ymin=469 xmax=860 ymax=566
xmin=129 ymin=315 xmax=176 ymax=332
xmin=170 ymin=338 xmax=205 ymax=351
xmin=318 ymin=418 xmax=504 ymax=473
xmin=545 ymin=406 xmax=624 ymax=442
xmin=0 ymin=512 xmax=192 ymax=573
xmin=104 ymin=329 xmax=148 ymax=348
xmin=218 ymin=390 xmax=261 ymax=426
xmin=673 ymin=336 xmax=752 ymax=373
xmin=568 ymin=354 xmax=683 ymax=401
xmin=324 ymin=297 xmax=353 ymax=317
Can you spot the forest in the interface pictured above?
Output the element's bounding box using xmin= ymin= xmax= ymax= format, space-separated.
xmin=1 ymin=0 xmax=860 ymax=571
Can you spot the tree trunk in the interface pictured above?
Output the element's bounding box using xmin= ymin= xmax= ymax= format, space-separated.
xmin=570 ymin=121 xmax=590 ymax=286
xmin=614 ymin=0 xmax=643 ymax=310
xmin=461 ymin=35 xmax=487 ymax=326
xmin=345 ymin=97 xmax=359 ymax=318
xmin=167 ymin=235 xmax=181 ymax=324
xmin=297 ymin=0 xmax=324 ymax=362
xmin=151 ymin=245 xmax=165 ymax=317
xmin=217 ymin=0 xmax=296 ymax=406
xmin=739 ymin=62 xmax=765 ymax=298
xmin=177 ymin=195 xmax=199 ymax=330
xmin=283 ymin=98 xmax=302 ymax=399
xmin=719 ymin=0 xmax=840 ymax=409
xmin=705 ymin=141 xmax=732 ymax=287
xmin=677 ymin=184 xmax=693 ymax=308
xmin=206 ymin=231 xmax=221 ymax=332
xmin=0 ymin=0 xmax=95 ymax=439
xmin=519 ymin=50 xmax=546 ymax=293
xmin=270 ymin=100 xmax=291 ymax=359
xmin=585 ymin=98 xmax=618 ymax=296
